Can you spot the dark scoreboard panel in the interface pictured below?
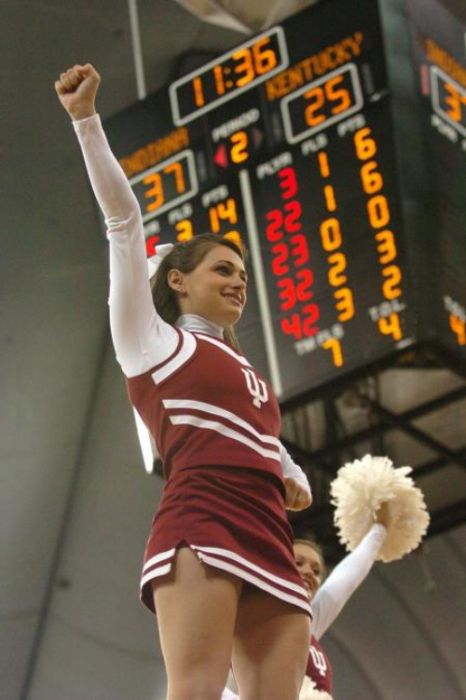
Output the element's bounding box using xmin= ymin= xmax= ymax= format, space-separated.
xmin=105 ymin=0 xmax=414 ymax=402
xmin=407 ymin=0 xmax=466 ymax=356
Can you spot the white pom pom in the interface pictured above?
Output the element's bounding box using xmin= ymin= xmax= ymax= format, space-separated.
xmin=300 ymin=677 xmax=333 ymax=700
xmin=330 ymin=454 xmax=430 ymax=562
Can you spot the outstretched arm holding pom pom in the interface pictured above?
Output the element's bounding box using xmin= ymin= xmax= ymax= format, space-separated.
xmin=296 ymin=463 xmax=429 ymax=698
xmin=222 ymin=456 xmax=429 ymax=700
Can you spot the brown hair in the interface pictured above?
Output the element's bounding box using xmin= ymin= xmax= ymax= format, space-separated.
xmin=151 ymin=233 xmax=245 ymax=351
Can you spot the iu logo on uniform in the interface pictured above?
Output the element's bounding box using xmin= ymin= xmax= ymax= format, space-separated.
xmin=310 ymin=645 xmax=328 ymax=677
xmin=241 ymin=367 xmax=269 ymax=408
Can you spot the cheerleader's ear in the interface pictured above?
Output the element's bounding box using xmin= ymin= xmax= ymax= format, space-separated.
xmin=167 ymin=268 xmax=187 ymax=294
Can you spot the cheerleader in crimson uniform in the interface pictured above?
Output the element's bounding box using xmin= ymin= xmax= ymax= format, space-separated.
xmin=295 ymin=456 xmax=428 ymax=700
xmin=223 ymin=455 xmax=429 ymax=700
xmin=222 ymin=508 xmax=388 ymax=700
xmin=293 ymin=510 xmax=388 ymax=699
xmin=55 ymin=63 xmax=313 ymax=700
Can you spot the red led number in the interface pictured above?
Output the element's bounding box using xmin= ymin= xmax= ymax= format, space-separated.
xmin=281 ymin=305 xmax=320 ymax=339
xmin=278 ymin=167 xmax=298 ymax=199
xmin=277 ymin=270 xmax=314 ymax=311
xmin=266 ymin=166 xmax=320 ymax=340
xmin=145 ymin=234 xmax=160 ymax=256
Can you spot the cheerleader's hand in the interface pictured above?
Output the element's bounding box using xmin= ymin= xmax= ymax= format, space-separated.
xmin=284 ymin=477 xmax=312 ymax=511
xmin=55 ymin=63 xmax=100 ymax=121
xmin=375 ymin=500 xmax=391 ymax=528
xmin=279 ymin=443 xmax=312 ymax=511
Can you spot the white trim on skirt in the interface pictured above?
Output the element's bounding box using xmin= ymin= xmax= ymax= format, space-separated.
xmin=141 ymin=543 xmax=312 ymax=616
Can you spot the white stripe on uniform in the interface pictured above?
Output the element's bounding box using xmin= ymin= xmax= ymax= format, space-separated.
xmin=162 ymin=398 xmax=280 ymax=448
xmin=168 ymin=414 xmax=281 ymax=460
xmin=140 ymin=544 xmax=311 ymax=616
xmin=194 ymin=333 xmax=252 ymax=366
xmin=152 ymin=330 xmax=197 ymax=384
xmin=193 ymin=545 xmax=307 ymax=595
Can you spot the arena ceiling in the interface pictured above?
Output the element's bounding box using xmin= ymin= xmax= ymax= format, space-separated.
xmin=1 ymin=1 xmax=465 ymax=699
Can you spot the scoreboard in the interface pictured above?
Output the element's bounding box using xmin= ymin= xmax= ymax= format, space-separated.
xmin=407 ymin=0 xmax=466 ymax=353
xmin=104 ymin=0 xmax=464 ymax=404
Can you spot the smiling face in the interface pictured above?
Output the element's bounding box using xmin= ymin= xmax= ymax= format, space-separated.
xmin=167 ymin=244 xmax=247 ymax=327
xmin=293 ymin=541 xmax=325 ymax=601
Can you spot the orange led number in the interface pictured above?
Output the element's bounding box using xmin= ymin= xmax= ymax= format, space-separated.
xmin=252 ymin=36 xmax=278 ymax=74
xmin=304 ymin=73 xmax=352 ymax=127
xmin=354 ymin=127 xmax=377 ymax=160
xmin=326 ymin=74 xmax=352 ymax=114
xmin=175 ymin=219 xmax=194 ymax=242
xmin=304 ymin=86 xmax=326 ymax=127
xmin=143 ymin=160 xmax=187 ymax=214
xmin=319 ymin=217 xmax=343 ymax=251
xmin=317 ymin=153 xmax=337 ymax=210
xmin=334 ymin=287 xmax=355 ymax=322
xmin=378 ymin=313 xmax=402 ymax=341
xmin=316 ymin=148 xmax=355 ymax=325
xmin=232 ymin=47 xmax=255 ymax=87
xmin=322 ymin=338 xmax=343 ymax=367
xmin=444 ymin=82 xmax=465 ymax=123
xmin=360 ymin=161 xmax=384 ymax=195
xmin=449 ymin=314 xmax=466 ymax=345
xmin=317 ymin=152 xmax=330 ymax=178
xmin=324 ymin=185 xmax=337 ymax=211
xmin=375 ymin=230 xmax=397 ymax=264
xmin=209 ymin=198 xmax=238 ymax=233
xmin=382 ymin=265 xmax=402 ymax=300
xmin=143 ymin=173 xmax=164 ymax=213
xmin=164 ymin=161 xmax=186 ymax=194
xmin=327 ymin=252 xmax=347 ymax=287
xmin=213 ymin=65 xmax=226 ymax=96
xmin=230 ymin=131 xmax=249 ymax=163
xmin=367 ymin=195 xmax=390 ymax=229
xmin=354 ymin=127 xmax=404 ymax=340
xmin=193 ymin=76 xmax=205 ymax=107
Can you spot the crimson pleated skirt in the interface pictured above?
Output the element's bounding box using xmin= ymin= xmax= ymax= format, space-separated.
xmin=140 ymin=465 xmax=311 ymax=617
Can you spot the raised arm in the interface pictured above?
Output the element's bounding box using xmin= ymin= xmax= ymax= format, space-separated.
xmin=55 ymin=64 xmax=178 ymax=376
xmin=311 ymin=521 xmax=387 ymax=640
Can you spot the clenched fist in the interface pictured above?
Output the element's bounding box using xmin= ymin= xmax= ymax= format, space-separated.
xmin=55 ymin=63 xmax=100 ymax=121
xmin=284 ymin=477 xmax=312 ymax=511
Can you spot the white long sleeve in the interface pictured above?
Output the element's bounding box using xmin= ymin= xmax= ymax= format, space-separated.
xmin=279 ymin=443 xmax=312 ymax=497
xmin=311 ymin=523 xmax=387 ymax=640
xmin=73 ymin=114 xmax=178 ymax=377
